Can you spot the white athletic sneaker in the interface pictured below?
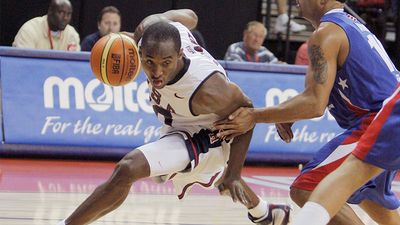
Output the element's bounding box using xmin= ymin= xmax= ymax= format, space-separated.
xmin=248 ymin=204 xmax=291 ymax=225
xmin=275 ymin=14 xmax=306 ymax=33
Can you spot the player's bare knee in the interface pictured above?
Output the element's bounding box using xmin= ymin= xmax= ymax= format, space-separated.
xmin=113 ymin=160 xmax=137 ymax=184
xmin=375 ymin=218 xmax=398 ymax=225
xmin=289 ymin=187 xmax=309 ymax=207
xmin=373 ymin=212 xmax=400 ymax=225
xmin=346 ymin=155 xmax=382 ymax=178
xmin=112 ymin=150 xmax=150 ymax=185
xmin=386 ymin=216 xmax=400 ymax=225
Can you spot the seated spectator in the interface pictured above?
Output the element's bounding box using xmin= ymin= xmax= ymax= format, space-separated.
xmin=224 ymin=21 xmax=279 ymax=63
xmin=81 ymin=6 xmax=121 ymax=51
xmin=295 ymin=40 xmax=308 ymax=65
xmin=13 ymin=0 xmax=80 ymax=51
xmin=274 ymin=0 xmax=306 ymax=33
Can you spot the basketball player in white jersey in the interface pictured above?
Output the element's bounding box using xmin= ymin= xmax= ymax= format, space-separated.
xmin=56 ymin=9 xmax=290 ymax=225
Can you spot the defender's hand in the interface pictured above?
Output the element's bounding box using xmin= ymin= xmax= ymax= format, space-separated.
xmin=214 ymin=107 xmax=256 ymax=140
xmin=276 ymin=122 xmax=294 ymax=143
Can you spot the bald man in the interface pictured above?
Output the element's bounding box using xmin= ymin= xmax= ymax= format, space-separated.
xmin=13 ymin=0 xmax=80 ymax=51
xmin=224 ymin=21 xmax=279 ymax=63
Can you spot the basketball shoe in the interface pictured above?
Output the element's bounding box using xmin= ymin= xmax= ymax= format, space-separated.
xmin=248 ymin=203 xmax=291 ymax=225
xmin=274 ymin=14 xmax=306 ymax=33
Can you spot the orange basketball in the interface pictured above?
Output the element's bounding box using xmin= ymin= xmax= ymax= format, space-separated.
xmin=90 ymin=33 xmax=141 ymax=86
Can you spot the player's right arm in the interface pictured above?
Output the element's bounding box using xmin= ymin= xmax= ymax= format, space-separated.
xmin=133 ymin=9 xmax=198 ymax=43
xmin=161 ymin=9 xmax=198 ymax=29
xmin=215 ymin=22 xmax=346 ymax=140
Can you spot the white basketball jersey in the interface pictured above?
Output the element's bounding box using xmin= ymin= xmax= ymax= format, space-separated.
xmin=148 ymin=22 xmax=227 ymax=136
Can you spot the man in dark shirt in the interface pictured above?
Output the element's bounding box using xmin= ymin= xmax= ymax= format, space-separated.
xmin=81 ymin=6 xmax=121 ymax=51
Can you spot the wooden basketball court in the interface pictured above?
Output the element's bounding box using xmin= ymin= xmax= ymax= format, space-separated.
xmin=0 ymin=158 xmax=399 ymax=225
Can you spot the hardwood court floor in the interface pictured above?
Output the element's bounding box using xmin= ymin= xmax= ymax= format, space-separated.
xmin=0 ymin=159 xmax=399 ymax=225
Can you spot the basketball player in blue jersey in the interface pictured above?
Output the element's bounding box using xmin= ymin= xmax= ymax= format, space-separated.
xmin=56 ymin=9 xmax=290 ymax=225
xmin=214 ymin=0 xmax=400 ymax=224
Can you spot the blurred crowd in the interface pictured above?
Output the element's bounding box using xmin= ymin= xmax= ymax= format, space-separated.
xmin=11 ymin=0 xmax=397 ymax=66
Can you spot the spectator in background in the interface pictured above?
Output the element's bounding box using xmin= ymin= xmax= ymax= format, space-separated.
xmin=13 ymin=0 xmax=80 ymax=51
xmin=224 ymin=21 xmax=279 ymax=63
xmin=81 ymin=6 xmax=121 ymax=51
xmin=295 ymin=40 xmax=309 ymax=65
xmin=275 ymin=0 xmax=306 ymax=33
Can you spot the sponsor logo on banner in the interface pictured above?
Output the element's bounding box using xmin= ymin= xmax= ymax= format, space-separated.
xmin=41 ymin=76 xmax=161 ymax=144
xmin=43 ymin=76 xmax=153 ymax=113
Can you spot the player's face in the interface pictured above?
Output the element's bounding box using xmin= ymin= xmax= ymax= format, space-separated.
xmin=296 ymin=0 xmax=321 ymax=24
xmin=48 ymin=2 xmax=72 ymax=31
xmin=243 ymin=25 xmax=266 ymax=52
xmin=98 ymin=12 xmax=121 ymax=36
xmin=141 ymin=40 xmax=183 ymax=89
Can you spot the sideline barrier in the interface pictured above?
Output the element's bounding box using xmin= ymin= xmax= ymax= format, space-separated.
xmin=0 ymin=47 xmax=344 ymax=163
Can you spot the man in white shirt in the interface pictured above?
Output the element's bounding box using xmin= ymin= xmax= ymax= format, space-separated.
xmin=13 ymin=0 xmax=80 ymax=51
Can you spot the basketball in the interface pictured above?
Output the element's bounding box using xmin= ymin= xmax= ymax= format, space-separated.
xmin=90 ymin=33 xmax=141 ymax=86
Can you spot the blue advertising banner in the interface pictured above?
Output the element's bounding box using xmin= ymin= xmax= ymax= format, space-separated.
xmin=1 ymin=56 xmax=159 ymax=147
xmin=0 ymin=48 xmax=344 ymax=162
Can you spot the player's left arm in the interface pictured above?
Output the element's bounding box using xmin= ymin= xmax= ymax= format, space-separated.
xmin=161 ymin=9 xmax=198 ymax=29
xmin=133 ymin=9 xmax=198 ymax=43
xmin=191 ymin=72 xmax=253 ymax=204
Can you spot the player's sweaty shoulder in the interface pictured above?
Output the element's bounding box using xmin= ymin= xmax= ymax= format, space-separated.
xmin=310 ymin=22 xmax=347 ymax=63
xmin=312 ymin=22 xmax=345 ymax=46
xmin=190 ymin=71 xmax=238 ymax=115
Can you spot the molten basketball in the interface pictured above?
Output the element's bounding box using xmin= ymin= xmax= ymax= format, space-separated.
xmin=90 ymin=33 xmax=141 ymax=86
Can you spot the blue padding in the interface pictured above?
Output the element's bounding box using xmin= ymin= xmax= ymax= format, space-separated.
xmin=222 ymin=60 xmax=307 ymax=74
xmin=0 ymin=144 xmax=130 ymax=160
xmin=0 ymin=47 xmax=306 ymax=72
xmin=0 ymin=46 xmax=90 ymax=61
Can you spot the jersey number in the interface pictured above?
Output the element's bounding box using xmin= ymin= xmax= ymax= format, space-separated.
xmin=367 ymin=34 xmax=396 ymax=72
xmin=153 ymin=105 xmax=174 ymax=126
xmin=150 ymin=88 xmax=175 ymax=126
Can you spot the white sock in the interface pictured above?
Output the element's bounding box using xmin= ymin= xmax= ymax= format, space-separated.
xmin=56 ymin=219 xmax=66 ymax=225
xmin=248 ymin=197 xmax=269 ymax=219
xmin=291 ymin=202 xmax=330 ymax=225
xmin=277 ymin=13 xmax=289 ymax=23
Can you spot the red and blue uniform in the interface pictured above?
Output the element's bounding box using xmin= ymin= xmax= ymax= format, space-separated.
xmin=292 ymin=9 xmax=400 ymax=209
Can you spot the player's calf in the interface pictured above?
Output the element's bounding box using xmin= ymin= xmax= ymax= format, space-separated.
xmin=59 ymin=150 xmax=151 ymax=225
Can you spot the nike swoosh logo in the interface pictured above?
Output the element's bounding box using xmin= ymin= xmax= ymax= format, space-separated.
xmin=174 ymin=93 xmax=184 ymax=99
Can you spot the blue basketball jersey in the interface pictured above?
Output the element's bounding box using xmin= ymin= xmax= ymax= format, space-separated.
xmin=321 ymin=10 xmax=400 ymax=129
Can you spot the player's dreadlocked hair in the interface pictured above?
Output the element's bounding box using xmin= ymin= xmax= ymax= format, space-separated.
xmin=337 ymin=0 xmax=347 ymax=3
